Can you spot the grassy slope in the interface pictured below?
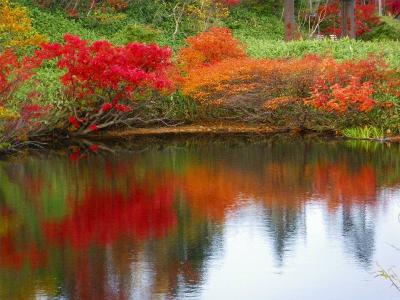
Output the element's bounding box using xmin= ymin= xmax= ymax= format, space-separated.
xmin=20 ymin=1 xmax=400 ymax=67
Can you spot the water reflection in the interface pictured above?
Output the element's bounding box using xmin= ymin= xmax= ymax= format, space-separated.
xmin=0 ymin=137 xmax=399 ymax=299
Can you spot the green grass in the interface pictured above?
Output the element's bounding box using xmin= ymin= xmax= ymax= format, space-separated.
xmin=227 ymin=7 xmax=284 ymax=41
xmin=28 ymin=6 xmax=101 ymax=42
xmin=342 ymin=126 xmax=386 ymax=140
xmin=243 ymin=38 xmax=400 ymax=68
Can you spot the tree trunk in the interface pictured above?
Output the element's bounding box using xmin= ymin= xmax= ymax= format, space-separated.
xmin=284 ymin=0 xmax=297 ymax=41
xmin=376 ymin=0 xmax=383 ymax=16
xmin=340 ymin=0 xmax=356 ymax=39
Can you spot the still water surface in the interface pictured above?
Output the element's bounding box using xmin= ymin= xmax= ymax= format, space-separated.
xmin=0 ymin=137 xmax=399 ymax=299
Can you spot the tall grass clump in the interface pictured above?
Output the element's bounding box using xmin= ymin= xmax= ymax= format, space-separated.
xmin=342 ymin=126 xmax=386 ymax=139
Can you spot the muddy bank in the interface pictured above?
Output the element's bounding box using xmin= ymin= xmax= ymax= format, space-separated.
xmin=92 ymin=124 xmax=290 ymax=139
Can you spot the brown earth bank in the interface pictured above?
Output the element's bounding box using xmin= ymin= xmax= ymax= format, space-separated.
xmin=87 ymin=123 xmax=400 ymax=142
xmin=90 ymin=123 xmax=292 ymax=139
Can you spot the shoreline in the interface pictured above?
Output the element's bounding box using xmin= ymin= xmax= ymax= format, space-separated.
xmin=2 ymin=123 xmax=399 ymax=156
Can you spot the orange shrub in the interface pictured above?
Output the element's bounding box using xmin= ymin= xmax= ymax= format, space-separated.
xmin=0 ymin=0 xmax=46 ymax=50
xmin=182 ymin=56 xmax=321 ymax=107
xmin=182 ymin=46 xmax=397 ymax=115
xmin=311 ymin=77 xmax=375 ymax=113
xmin=178 ymin=27 xmax=246 ymax=71
xmin=308 ymin=57 xmax=397 ymax=113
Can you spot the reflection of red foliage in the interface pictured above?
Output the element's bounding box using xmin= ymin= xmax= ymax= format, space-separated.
xmin=44 ymin=185 xmax=177 ymax=249
xmin=0 ymin=236 xmax=23 ymax=269
xmin=24 ymin=176 xmax=44 ymax=198
xmin=0 ymin=235 xmax=47 ymax=270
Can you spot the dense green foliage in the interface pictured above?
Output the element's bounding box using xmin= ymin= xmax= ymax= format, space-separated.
xmin=363 ymin=16 xmax=400 ymax=41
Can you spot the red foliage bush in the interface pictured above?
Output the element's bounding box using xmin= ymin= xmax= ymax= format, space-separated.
xmin=308 ymin=57 xmax=398 ymax=113
xmin=39 ymin=34 xmax=175 ymax=133
xmin=0 ymin=50 xmax=51 ymax=148
xmin=40 ymin=34 xmax=173 ymax=101
xmin=0 ymin=50 xmax=42 ymax=104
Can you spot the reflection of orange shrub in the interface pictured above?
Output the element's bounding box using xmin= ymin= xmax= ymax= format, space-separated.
xmin=181 ymin=165 xmax=240 ymax=221
xmin=179 ymin=163 xmax=287 ymax=221
xmin=260 ymin=163 xmax=313 ymax=208
xmin=262 ymin=161 xmax=377 ymax=212
xmin=314 ymin=164 xmax=376 ymax=211
xmin=180 ymin=158 xmax=379 ymax=220
xmin=178 ymin=27 xmax=246 ymax=71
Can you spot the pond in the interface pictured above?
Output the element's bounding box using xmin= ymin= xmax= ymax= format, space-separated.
xmin=0 ymin=136 xmax=399 ymax=299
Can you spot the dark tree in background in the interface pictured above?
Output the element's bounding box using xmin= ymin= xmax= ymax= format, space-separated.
xmin=285 ymin=0 xmax=358 ymax=40
xmin=284 ymin=0 xmax=296 ymax=41
xmin=340 ymin=0 xmax=356 ymax=38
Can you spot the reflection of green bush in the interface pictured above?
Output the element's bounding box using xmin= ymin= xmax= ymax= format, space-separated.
xmin=0 ymin=160 xmax=70 ymax=223
xmin=343 ymin=140 xmax=400 ymax=187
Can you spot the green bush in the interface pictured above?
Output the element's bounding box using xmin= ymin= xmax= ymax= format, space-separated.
xmin=363 ymin=17 xmax=400 ymax=41
xmin=28 ymin=6 xmax=101 ymax=42
xmin=227 ymin=6 xmax=284 ymax=41
xmin=84 ymin=10 xmax=128 ymax=29
xmin=112 ymin=23 xmax=160 ymax=44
